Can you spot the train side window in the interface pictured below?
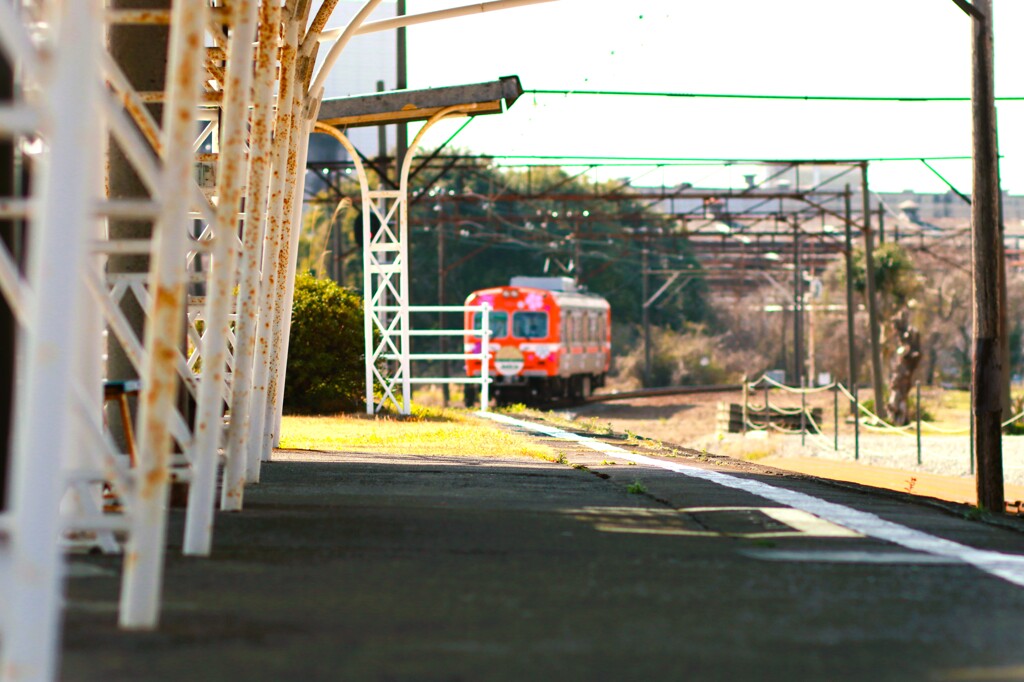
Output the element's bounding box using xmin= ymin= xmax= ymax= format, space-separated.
xmin=472 ymin=311 xmax=508 ymax=339
xmin=598 ymin=314 xmax=606 ymax=342
xmin=513 ymin=311 xmax=548 ymax=339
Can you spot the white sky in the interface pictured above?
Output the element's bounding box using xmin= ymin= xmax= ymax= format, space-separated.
xmin=390 ymin=0 xmax=1024 ymax=194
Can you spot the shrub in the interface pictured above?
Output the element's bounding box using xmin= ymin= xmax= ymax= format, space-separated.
xmin=284 ymin=273 xmax=368 ymax=414
xmin=613 ymin=324 xmax=740 ymax=388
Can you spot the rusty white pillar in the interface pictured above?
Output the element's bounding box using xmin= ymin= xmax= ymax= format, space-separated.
xmin=221 ymin=0 xmax=283 ymax=512
xmin=246 ymin=15 xmax=299 ymax=483
xmin=1 ymin=0 xmax=103 ymax=677
xmin=183 ymin=0 xmax=259 ymax=554
xmin=119 ymin=0 xmax=208 ymax=629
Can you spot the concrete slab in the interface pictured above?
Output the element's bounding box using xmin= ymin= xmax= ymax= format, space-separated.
xmin=60 ymin=415 xmax=1024 ymax=682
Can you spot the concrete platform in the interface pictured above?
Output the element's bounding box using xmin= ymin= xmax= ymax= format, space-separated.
xmin=61 ymin=416 xmax=1024 ymax=682
xmin=761 ymin=455 xmax=1024 ymax=509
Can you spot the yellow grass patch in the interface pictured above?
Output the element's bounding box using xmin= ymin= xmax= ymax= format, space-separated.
xmin=279 ymin=408 xmax=558 ymax=461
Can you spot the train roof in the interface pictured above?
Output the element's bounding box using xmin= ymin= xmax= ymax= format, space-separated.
xmin=466 ymin=283 xmax=609 ymax=311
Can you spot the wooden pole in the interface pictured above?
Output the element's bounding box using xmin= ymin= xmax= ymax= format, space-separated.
xmin=970 ymin=0 xmax=1005 ymax=512
xmin=862 ymin=162 xmax=886 ymax=419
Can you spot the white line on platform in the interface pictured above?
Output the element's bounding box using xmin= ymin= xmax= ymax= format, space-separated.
xmin=478 ymin=411 xmax=1024 ymax=588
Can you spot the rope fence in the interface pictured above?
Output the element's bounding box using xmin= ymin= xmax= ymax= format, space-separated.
xmin=737 ymin=373 xmax=1024 ymax=472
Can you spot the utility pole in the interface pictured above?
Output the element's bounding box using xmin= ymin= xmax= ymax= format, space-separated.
xmin=966 ymin=0 xmax=1005 ymax=511
xmin=862 ymin=162 xmax=886 ymax=419
xmin=641 ymin=234 xmax=651 ymax=387
xmin=877 ymin=203 xmax=885 ymax=245
xmin=572 ymin=216 xmax=582 ymax=282
xmin=844 ymin=185 xmax=858 ymax=408
xmin=792 ymin=217 xmax=803 ymax=388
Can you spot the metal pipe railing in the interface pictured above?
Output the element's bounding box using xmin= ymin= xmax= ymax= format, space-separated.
xmin=384 ymin=304 xmax=493 ymax=410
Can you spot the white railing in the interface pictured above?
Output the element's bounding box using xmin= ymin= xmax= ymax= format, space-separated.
xmin=384 ymin=303 xmax=492 ymax=411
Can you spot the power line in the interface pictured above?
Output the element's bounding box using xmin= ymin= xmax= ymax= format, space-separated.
xmin=479 ymin=154 xmax=974 ymax=164
xmin=526 ymin=88 xmax=1024 ymax=103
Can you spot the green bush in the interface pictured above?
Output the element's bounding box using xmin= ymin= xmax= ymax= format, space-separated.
xmin=284 ymin=273 xmax=368 ymax=414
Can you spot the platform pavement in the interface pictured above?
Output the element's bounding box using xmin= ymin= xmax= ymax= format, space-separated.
xmin=59 ymin=414 xmax=1024 ymax=681
xmin=760 ymin=454 xmax=1024 ymax=510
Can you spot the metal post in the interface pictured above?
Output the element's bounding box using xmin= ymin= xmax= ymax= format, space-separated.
xmin=438 ymin=216 xmax=449 ymax=406
xmin=833 ymin=383 xmax=839 ymax=451
xmin=184 ymin=0 xmax=258 ymax=555
xmin=844 ymin=185 xmax=858 ymax=411
xmin=877 ymin=202 xmax=885 ymax=244
xmin=221 ymin=0 xmax=282 ymax=511
xmin=265 ymin=36 xmax=312 ymax=452
xmin=480 ymin=303 xmax=490 ymax=410
xmin=641 ymin=238 xmax=650 ymax=387
xmin=269 ymin=109 xmax=314 ymax=447
xmin=120 ymin=0 xmax=208 ymax=630
xmin=3 ymin=0 xmax=101 ymax=673
xmin=916 ymin=381 xmax=922 ymax=465
xmin=395 ymin=0 xmax=408 ymax=182
xmin=764 ymin=383 xmax=770 ymax=431
xmin=800 ymin=388 xmax=806 ymax=446
xmin=247 ymin=16 xmax=298 ymax=480
xmin=741 ymin=375 xmax=748 ymax=435
xmin=969 ymin=0 xmax=1005 ymax=512
xmin=854 ymin=384 xmax=860 ymax=461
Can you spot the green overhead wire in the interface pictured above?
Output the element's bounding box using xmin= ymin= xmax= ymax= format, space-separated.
xmin=526 ymin=89 xmax=1024 ymax=103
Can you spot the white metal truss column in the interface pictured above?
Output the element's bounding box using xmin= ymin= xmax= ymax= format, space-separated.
xmin=220 ymin=0 xmax=283 ymax=511
xmin=367 ymin=107 xmax=480 ymax=415
xmin=246 ymin=8 xmax=303 ymax=481
xmin=0 ymin=2 xmax=103 ymax=678
xmin=182 ymin=0 xmax=260 ymax=556
xmin=116 ymin=0 xmax=209 ymax=630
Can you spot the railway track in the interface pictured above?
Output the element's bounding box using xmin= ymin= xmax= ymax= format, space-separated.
xmin=583 ymin=383 xmax=743 ymax=405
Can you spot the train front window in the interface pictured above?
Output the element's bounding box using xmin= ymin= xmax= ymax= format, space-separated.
xmin=472 ymin=311 xmax=507 ymax=339
xmin=513 ymin=311 xmax=548 ymax=339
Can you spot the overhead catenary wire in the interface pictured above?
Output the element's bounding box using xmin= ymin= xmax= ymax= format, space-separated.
xmin=525 ymin=88 xmax=1024 ymax=103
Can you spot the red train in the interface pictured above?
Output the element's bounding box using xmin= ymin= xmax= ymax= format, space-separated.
xmin=464 ymin=276 xmax=611 ymax=405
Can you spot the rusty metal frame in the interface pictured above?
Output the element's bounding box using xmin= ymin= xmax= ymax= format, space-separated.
xmin=0 ymin=0 xmax=554 ymax=676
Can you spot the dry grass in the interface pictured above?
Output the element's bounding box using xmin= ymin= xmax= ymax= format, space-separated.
xmin=712 ymin=434 xmax=780 ymax=462
xmin=279 ymin=406 xmax=558 ymax=461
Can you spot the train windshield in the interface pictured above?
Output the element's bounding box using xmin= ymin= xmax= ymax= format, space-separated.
xmin=472 ymin=311 xmax=508 ymax=338
xmin=513 ymin=312 xmax=548 ymax=339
